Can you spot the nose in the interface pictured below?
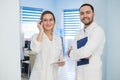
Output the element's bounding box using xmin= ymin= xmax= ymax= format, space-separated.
xmin=83 ymin=13 xmax=87 ymax=17
xmin=46 ymin=20 xmax=51 ymax=25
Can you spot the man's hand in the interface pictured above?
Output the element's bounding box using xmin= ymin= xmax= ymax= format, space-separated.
xmin=86 ymin=55 xmax=92 ymax=59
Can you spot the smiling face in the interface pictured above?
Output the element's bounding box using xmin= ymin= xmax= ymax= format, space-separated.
xmin=80 ymin=5 xmax=94 ymax=26
xmin=40 ymin=11 xmax=55 ymax=32
xmin=42 ymin=13 xmax=55 ymax=32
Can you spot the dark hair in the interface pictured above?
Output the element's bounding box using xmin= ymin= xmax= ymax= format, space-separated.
xmin=40 ymin=10 xmax=56 ymax=22
xmin=79 ymin=3 xmax=94 ymax=13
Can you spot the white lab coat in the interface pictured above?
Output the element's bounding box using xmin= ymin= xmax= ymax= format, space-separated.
xmin=70 ymin=22 xmax=105 ymax=80
xmin=29 ymin=33 xmax=63 ymax=80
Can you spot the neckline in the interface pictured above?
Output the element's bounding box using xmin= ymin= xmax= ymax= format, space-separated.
xmin=44 ymin=33 xmax=54 ymax=42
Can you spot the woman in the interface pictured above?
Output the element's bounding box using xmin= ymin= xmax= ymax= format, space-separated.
xmin=29 ymin=10 xmax=65 ymax=80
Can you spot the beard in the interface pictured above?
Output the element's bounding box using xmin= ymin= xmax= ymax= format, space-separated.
xmin=81 ymin=17 xmax=93 ymax=26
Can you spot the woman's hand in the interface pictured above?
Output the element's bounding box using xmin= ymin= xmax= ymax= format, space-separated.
xmin=37 ymin=20 xmax=44 ymax=42
xmin=37 ymin=20 xmax=44 ymax=33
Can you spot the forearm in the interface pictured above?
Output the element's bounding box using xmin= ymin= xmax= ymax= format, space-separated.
xmin=37 ymin=31 xmax=44 ymax=42
xmin=70 ymin=49 xmax=92 ymax=61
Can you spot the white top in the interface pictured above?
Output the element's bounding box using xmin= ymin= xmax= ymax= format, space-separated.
xmin=69 ymin=22 xmax=105 ymax=80
xmin=70 ymin=22 xmax=105 ymax=61
xmin=29 ymin=33 xmax=63 ymax=80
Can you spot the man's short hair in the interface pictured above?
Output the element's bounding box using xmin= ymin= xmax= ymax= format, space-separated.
xmin=79 ymin=3 xmax=94 ymax=13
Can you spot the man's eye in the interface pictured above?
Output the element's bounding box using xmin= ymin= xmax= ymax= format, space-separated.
xmin=86 ymin=11 xmax=91 ymax=14
xmin=80 ymin=12 xmax=84 ymax=15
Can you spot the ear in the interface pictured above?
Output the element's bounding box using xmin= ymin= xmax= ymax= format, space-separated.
xmin=93 ymin=13 xmax=95 ymax=16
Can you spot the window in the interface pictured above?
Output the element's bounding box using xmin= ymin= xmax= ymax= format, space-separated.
xmin=64 ymin=9 xmax=83 ymax=39
xmin=63 ymin=9 xmax=83 ymax=53
xmin=20 ymin=6 xmax=43 ymax=39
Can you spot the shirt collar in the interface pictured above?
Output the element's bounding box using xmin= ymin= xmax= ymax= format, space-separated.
xmin=84 ymin=22 xmax=96 ymax=33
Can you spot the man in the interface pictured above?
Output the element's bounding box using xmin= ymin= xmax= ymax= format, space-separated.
xmin=68 ymin=3 xmax=105 ymax=80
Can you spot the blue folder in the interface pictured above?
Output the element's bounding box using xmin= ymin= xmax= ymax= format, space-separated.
xmin=77 ymin=37 xmax=88 ymax=48
xmin=77 ymin=37 xmax=89 ymax=66
xmin=77 ymin=58 xmax=89 ymax=66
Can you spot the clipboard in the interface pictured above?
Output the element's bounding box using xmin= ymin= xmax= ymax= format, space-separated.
xmin=77 ymin=37 xmax=89 ymax=66
xmin=77 ymin=37 xmax=88 ymax=49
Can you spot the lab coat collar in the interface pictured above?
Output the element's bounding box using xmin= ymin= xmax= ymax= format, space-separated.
xmin=43 ymin=32 xmax=54 ymax=42
xmin=84 ymin=22 xmax=97 ymax=33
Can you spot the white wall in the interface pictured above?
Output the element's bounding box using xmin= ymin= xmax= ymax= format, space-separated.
xmin=0 ymin=0 xmax=21 ymax=80
xmin=21 ymin=0 xmax=56 ymax=13
xmin=106 ymin=0 xmax=120 ymax=80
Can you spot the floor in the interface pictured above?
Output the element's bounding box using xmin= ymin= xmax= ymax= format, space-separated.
xmin=58 ymin=56 xmax=75 ymax=80
xmin=21 ymin=56 xmax=76 ymax=80
xmin=21 ymin=73 xmax=28 ymax=80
